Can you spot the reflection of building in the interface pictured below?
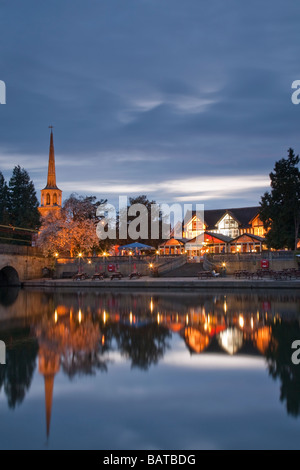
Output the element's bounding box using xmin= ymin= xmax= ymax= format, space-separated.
xmin=39 ymin=128 xmax=62 ymax=218
xmin=38 ymin=348 xmax=60 ymax=439
xmin=36 ymin=310 xmax=101 ymax=440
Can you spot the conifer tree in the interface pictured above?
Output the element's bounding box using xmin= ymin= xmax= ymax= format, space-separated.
xmin=0 ymin=171 xmax=9 ymax=224
xmin=7 ymin=165 xmax=40 ymax=230
xmin=260 ymin=148 xmax=300 ymax=250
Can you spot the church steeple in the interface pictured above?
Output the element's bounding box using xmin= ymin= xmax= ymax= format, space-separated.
xmin=39 ymin=127 xmax=62 ymax=218
xmin=45 ymin=127 xmax=57 ymax=189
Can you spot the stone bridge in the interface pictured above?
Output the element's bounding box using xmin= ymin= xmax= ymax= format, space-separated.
xmin=0 ymin=244 xmax=50 ymax=286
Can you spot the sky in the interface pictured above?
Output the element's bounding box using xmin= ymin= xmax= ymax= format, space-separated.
xmin=0 ymin=0 xmax=300 ymax=210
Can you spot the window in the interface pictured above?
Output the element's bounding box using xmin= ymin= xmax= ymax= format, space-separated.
xmin=53 ymin=193 xmax=57 ymax=204
xmin=46 ymin=193 xmax=50 ymax=205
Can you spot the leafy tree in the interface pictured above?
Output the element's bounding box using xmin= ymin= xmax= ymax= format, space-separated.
xmin=63 ymin=193 xmax=105 ymax=222
xmin=115 ymin=194 xmax=165 ymax=248
xmin=7 ymin=165 xmax=41 ymax=230
xmin=260 ymin=148 xmax=300 ymax=250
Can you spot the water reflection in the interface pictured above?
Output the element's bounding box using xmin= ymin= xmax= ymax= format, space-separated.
xmin=1 ymin=287 xmax=300 ymax=442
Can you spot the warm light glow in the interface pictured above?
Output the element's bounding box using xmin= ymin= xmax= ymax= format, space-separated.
xmin=103 ymin=252 xmax=107 ymax=257
xmin=239 ymin=314 xmax=244 ymax=329
xmin=129 ymin=251 xmax=133 ymax=256
xmin=103 ymin=310 xmax=107 ymax=324
xmin=54 ymin=252 xmax=59 ymax=258
xmin=130 ymin=311 xmax=133 ymax=324
xmin=54 ymin=309 xmax=58 ymax=323
xmin=102 ymin=335 xmax=105 ymax=345
xmin=78 ymin=252 xmax=82 ymax=257
xmin=157 ymin=313 xmax=160 ymax=324
xmin=223 ymin=301 xmax=227 ymax=314
xmin=149 ymin=263 xmax=153 ymax=268
xmin=150 ymin=298 xmax=154 ymax=313
xmin=88 ymin=260 xmax=92 ymax=264
xmin=78 ymin=309 xmax=82 ymax=323
xmin=222 ymin=262 xmax=226 ymax=267
xmin=251 ymin=317 xmax=254 ymax=329
xmin=186 ymin=314 xmax=189 ymax=325
xmin=156 ymin=250 xmax=159 ymax=255
xmin=218 ymin=328 xmax=243 ymax=355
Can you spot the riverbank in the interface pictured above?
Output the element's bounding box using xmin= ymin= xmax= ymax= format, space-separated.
xmin=22 ymin=276 xmax=300 ymax=289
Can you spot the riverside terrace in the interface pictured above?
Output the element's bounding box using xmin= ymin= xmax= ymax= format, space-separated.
xmin=22 ymin=251 xmax=300 ymax=288
xmin=22 ymin=267 xmax=300 ymax=289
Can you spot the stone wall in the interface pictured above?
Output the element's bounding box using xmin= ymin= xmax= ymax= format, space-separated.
xmin=0 ymin=252 xmax=51 ymax=281
xmin=206 ymin=252 xmax=299 ymax=274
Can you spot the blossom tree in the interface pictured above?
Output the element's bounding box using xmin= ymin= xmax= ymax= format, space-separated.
xmin=37 ymin=194 xmax=105 ymax=257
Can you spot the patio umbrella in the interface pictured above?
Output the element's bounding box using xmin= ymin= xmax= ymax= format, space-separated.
xmin=118 ymin=242 xmax=155 ymax=252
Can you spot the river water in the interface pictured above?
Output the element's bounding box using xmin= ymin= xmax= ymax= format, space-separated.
xmin=0 ymin=286 xmax=300 ymax=450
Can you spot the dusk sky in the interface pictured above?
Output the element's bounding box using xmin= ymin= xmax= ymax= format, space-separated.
xmin=0 ymin=0 xmax=300 ymax=210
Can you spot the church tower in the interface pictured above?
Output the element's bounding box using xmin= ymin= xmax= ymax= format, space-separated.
xmin=39 ymin=127 xmax=62 ymax=217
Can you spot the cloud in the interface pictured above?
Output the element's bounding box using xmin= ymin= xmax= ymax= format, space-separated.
xmin=0 ymin=0 xmax=299 ymax=209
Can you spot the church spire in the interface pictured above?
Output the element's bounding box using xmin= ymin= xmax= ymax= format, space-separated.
xmin=46 ymin=126 xmax=57 ymax=189
xmin=39 ymin=126 xmax=62 ymax=217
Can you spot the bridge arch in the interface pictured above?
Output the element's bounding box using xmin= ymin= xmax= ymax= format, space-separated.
xmin=0 ymin=265 xmax=20 ymax=286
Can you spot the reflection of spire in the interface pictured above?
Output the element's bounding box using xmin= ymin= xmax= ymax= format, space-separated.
xmin=38 ymin=349 xmax=60 ymax=440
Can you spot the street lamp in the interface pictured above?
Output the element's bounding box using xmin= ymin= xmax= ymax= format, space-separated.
xmin=78 ymin=252 xmax=83 ymax=273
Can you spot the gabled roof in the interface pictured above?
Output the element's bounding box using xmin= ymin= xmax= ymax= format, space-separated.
xmin=160 ymin=237 xmax=186 ymax=247
xmin=230 ymin=233 xmax=265 ymax=243
xmin=184 ymin=206 xmax=261 ymax=230
xmin=186 ymin=231 xmax=232 ymax=244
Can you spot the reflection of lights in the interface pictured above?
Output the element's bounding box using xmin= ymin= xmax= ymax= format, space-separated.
xmin=54 ymin=309 xmax=58 ymax=323
xmin=78 ymin=309 xmax=82 ymax=323
xmin=239 ymin=315 xmax=244 ymax=329
xmin=186 ymin=314 xmax=189 ymax=325
xmin=130 ymin=312 xmax=133 ymax=324
xmin=218 ymin=328 xmax=243 ymax=355
xmin=150 ymin=298 xmax=154 ymax=313
xmin=88 ymin=260 xmax=92 ymax=264
xmin=157 ymin=313 xmax=160 ymax=324
xmin=223 ymin=301 xmax=227 ymax=314
xmin=102 ymin=335 xmax=105 ymax=345
xmin=103 ymin=311 xmax=107 ymax=324
xmin=204 ymin=323 xmax=208 ymax=331
xmin=251 ymin=317 xmax=254 ymax=329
